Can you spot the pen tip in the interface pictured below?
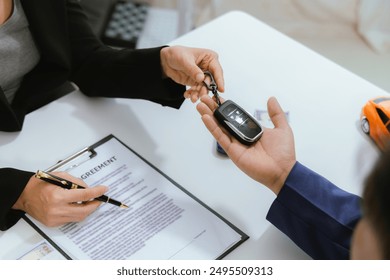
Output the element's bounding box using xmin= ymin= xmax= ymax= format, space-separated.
xmin=120 ymin=204 xmax=129 ymax=209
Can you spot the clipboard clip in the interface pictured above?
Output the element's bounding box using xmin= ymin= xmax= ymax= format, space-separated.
xmin=46 ymin=147 xmax=97 ymax=172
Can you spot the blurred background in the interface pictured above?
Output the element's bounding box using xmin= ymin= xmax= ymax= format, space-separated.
xmin=80 ymin=0 xmax=390 ymax=93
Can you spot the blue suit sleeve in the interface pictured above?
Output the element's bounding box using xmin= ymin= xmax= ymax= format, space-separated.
xmin=266 ymin=162 xmax=362 ymax=259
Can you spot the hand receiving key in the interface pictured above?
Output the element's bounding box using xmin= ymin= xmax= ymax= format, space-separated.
xmin=202 ymin=72 xmax=263 ymax=145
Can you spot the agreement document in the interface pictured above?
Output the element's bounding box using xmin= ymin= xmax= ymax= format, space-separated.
xmin=25 ymin=135 xmax=248 ymax=259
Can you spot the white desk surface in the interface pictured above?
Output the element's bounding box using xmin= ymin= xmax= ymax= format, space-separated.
xmin=0 ymin=11 xmax=387 ymax=260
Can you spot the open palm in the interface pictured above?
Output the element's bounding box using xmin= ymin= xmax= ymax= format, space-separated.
xmin=197 ymin=95 xmax=296 ymax=194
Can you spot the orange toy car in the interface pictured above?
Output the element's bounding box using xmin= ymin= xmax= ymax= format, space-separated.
xmin=360 ymin=96 xmax=390 ymax=151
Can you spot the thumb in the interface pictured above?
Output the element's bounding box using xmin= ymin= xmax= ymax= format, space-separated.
xmin=182 ymin=55 xmax=204 ymax=83
xmin=195 ymin=71 xmax=205 ymax=83
xmin=267 ymin=97 xmax=289 ymax=129
xmin=187 ymin=63 xmax=204 ymax=84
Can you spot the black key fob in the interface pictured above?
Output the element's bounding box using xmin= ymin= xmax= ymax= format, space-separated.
xmin=214 ymin=100 xmax=263 ymax=145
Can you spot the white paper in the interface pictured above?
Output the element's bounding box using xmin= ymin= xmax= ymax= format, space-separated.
xmin=17 ymin=240 xmax=64 ymax=260
xmin=27 ymin=137 xmax=244 ymax=260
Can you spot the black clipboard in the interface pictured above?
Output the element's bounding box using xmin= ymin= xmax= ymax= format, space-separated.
xmin=24 ymin=134 xmax=249 ymax=260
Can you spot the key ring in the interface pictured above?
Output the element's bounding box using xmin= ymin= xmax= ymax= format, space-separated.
xmin=203 ymin=71 xmax=221 ymax=106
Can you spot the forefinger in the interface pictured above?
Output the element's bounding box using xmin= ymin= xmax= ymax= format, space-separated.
xmin=63 ymin=185 xmax=108 ymax=204
xmin=207 ymin=60 xmax=225 ymax=93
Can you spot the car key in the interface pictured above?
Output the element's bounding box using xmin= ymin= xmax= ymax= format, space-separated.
xmin=203 ymin=71 xmax=263 ymax=145
xmin=214 ymin=100 xmax=263 ymax=145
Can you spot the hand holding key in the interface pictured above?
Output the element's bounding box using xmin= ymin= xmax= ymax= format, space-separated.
xmin=160 ymin=46 xmax=225 ymax=103
xmin=202 ymin=71 xmax=263 ymax=145
xmin=196 ymin=94 xmax=296 ymax=195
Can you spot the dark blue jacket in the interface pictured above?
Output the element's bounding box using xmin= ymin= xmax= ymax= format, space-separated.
xmin=267 ymin=162 xmax=362 ymax=259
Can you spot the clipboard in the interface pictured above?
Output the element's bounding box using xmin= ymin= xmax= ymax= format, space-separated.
xmin=24 ymin=135 xmax=248 ymax=260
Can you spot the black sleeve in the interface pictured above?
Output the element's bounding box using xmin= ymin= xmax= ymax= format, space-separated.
xmin=0 ymin=168 xmax=34 ymax=231
xmin=66 ymin=0 xmax=185 ymax=109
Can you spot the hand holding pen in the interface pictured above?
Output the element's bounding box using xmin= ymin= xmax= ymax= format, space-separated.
xmin=12 ymin=171 xmax=125 ymax=227
xmin=35 ymin=170 xmax=129 ymax=209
